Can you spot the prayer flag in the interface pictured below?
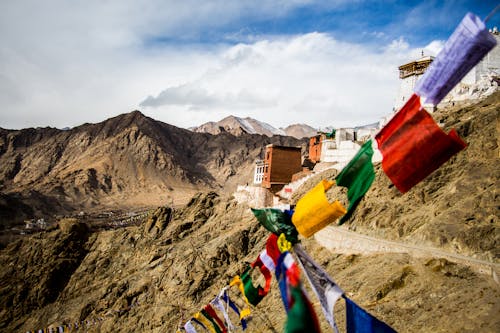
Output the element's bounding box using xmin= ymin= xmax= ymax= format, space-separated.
xmin=212 ymin=291 xmax=235 ymax=332
xmin=265 ymin=233 xmax=282 ymax=267
xmin=344 ymin=297 xmax=397 ymax=333
xmin=236 ymin=266 xmax=267 ymax=306
xmin=204 ymin=304 xmax=227 ymax=333
xmin=414 ymin=12 xmax=497 ymax=105
xmin=276 ymin=252 xmax=301 ymax=311
xmin=375 ymin=94 xmax=466 ymax=193
xmin=294 ymin=244 xmax=344 ymax=333
xmin=193 ymin=313 xmax=216 ymax=333
xmin=251 ymin=252 xmax=273 ymax=296
xmin=292 ymin=180 xmax=347 ymax=237
xmin=284 ymin=284 xmax=322 ymax=333
xmin=278 ymin=233 xmax=293 ymax=252
xmin=335 ymin=140 xmax=375 ymax=224
xmin=229 ymin=275 xmax=253 ymax=318
xmin=184 ymin=320 xmax=198 ymax=333
xmin=251 ymin=208 xmax=299 ymax=243
xmin=200 ymin=309 xmax=223 ymax=333
xmin=221 ymin=289 xmax=248 ymax=330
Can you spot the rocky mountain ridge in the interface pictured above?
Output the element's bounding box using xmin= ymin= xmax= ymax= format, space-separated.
xmin=191 ymin=115 xmax=318 ymax=138
xmin=0 ymin=111 xmax=305 ymax=227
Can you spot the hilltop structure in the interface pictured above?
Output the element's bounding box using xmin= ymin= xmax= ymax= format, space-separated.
xmin=258 ymin=144 xmax=302 ymax=193
xmin=393 ymin=29 xmax=500 ymax=113
xmin=394 ymin=54 xmax=434 ymax=111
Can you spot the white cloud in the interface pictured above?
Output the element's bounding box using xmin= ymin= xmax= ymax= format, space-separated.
xmin=140 ymin=32 xmax=434 ymax=129
xmin=0 ymin=1 xmax=438 ymax=130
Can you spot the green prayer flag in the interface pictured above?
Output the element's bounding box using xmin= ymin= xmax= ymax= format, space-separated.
xmin=241 ymin=267 xmax=265 ymax=306
xmin=335 ymin=140 xmax=375 ymax=225
xmin=251 ymin=208 xmax=299 ymax=244
xmin=285 ymin=285 xmax=321 ymax=333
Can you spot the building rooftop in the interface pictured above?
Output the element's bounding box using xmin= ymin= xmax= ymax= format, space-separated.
xmin=398 ymin=55 xmax=435 ymax=79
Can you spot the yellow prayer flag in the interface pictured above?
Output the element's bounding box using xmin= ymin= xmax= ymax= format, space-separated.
xmin=292 ymin=179 xmax=347 ymax=237
xmin=194 ymin=312 xmax=217 ymax=333
xmin=277 ymin=233 xmax=292 ymax=252
xmin=229 ymin=275 xmax=252 ymax=318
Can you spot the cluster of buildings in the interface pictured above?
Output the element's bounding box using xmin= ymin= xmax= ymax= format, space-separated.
xmin=234 ymin=124 xmax=380 ymax=208
xmin=236 ymin=28 xmax=500 ymax=208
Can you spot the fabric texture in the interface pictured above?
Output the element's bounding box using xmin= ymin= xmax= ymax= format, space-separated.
xmin=265 ymin=233 xmax=282 ymax=266
xmin=239 ymin=266 xmax=266 ymax=306
xmin=292 ymin=179 xmax=347 ymax=237
xmin=414 ymin=12 xmax=497 ymax=105
xmin=212 ymin=290 xmax=236 ymax=332
xmin=184 ymin=320 xmax=198 ymax=333
xmin=251 ymin=208 xmax=299 ymax=243
xmin=200 ymin=309 xmax=223 ymax=333
xmin=335 ymin=140 xmax=375 ymax=224
xmin=204 ymin=304 xmax=227 ymax=333
xmin=251 ymin=254 xmax=273 ymax=297
xmin=375 ymin=94 xmax=466 ymax=193
xmin=344 ymin=297 xmax=397 ymax=333
xmin=294 ymin=244 xmax=343 ymax=333
xmin=229 ymin=275 xmax=253 ymax=319
xmin=276 ymin=252 xmax=300 ymax=312
xmin=284 ymin=284 xmax=322 ymax=333
xmin=193 ymin=313 xmax=214 ymax=333
xmin=221 ymin=290 xmax=248 ymax=330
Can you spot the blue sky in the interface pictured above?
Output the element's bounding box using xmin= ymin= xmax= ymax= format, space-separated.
xmin=0 ymin=1 xmax=498 ymax=130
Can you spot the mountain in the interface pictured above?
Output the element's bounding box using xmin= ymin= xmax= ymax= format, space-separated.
xmin=281 ymin=123 xmax=318 ymax=138
xmin=191 ymin=115 xmax=286 ymax=137
xmin=191 ymin=115 xmax=319 ymax=138
xmin=0 ymin=111 xmax=305 ymax=225
xmin=0 ymin=93 xmax=498 ymax=332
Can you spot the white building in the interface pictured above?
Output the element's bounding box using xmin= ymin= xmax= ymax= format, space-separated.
xmin=394 ymin=55 xmax=434 ymax=111
xmin=394 ymin=30 xmax=500 ymax=111
xmin=253 ymin=159 xmax=264 ymax=184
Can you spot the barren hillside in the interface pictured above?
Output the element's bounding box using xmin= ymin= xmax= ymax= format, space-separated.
xmin=0 ymin=111 xmax=305 ymax=227
xmin=0 ymin=94 xmax=499 ymax=332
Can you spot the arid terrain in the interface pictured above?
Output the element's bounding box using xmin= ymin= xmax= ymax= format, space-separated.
xmin=0 ymin=111 xmax=305 ymax=234
xmin=0 ymin=93 xmax=498 ymax=332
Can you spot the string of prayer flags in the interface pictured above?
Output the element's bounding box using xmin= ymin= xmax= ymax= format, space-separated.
xmin=375 ymin=93 xmax=467 ymax=193
xmin=285 ymin=284 xmax=322 ymax=333
xmin=294 ymin=244 xmax=344 ymax=333
xmin=335 ymin=140 xmax=375 ymax=224
xmin=192 ymin=317 xmax=208 ymax=331
xmin=194 ymin=312 xmax=219 ymax=333
xmin=251 ymin=252 xmax=274 ymax=297
xmin=211 ymin=289 xmax=236 ymax=332
xmin=414 ymin=12 xmax=497 ymax=106
xmin=236 ymin=266 xmax=267 ymax=306
xmin=204 ymin=304 xmax=227 ymax=333
xmin=221 ymin=290 xmax=249 ymax=329
xmin=276 ymin=252 xmax=301 ymax=311
xmin=201 ymin=308 xmax=224 ymax=333
xmin=276 ymin=251 xmax=322 ymax=332
xmin=251 ymin=208 xmax=299 ymax=243
xmin=291 ymin=180 xmax=347 ymax=237
xmin=265 ymin=233 xmax=282 ymax=267
xmin=344 ymin=297 xmax=397 ymax=333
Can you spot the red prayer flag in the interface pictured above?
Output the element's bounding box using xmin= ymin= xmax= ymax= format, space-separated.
xmin=266 ymin=233 xmax=281 ymax=266
xmin=375 ymin=94 xmax=466 ymax=193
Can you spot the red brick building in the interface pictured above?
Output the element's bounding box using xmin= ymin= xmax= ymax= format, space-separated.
xmin=308 ymin=134 xmax=324 ymax=163
xmin=262 ymin=144 xmax=302 ymax=192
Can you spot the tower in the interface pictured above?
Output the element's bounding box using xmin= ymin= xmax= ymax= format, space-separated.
xmin=394 ymin=54 xmax=434 ymax=111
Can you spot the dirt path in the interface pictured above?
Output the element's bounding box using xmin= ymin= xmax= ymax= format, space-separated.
xmin=314 ymin=226 xmax=500 ymax=283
